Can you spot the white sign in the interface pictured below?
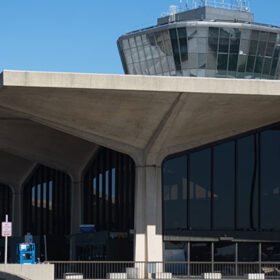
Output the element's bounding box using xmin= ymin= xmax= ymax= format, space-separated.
xmin=1 ymin=222 xmax=12 ymax=237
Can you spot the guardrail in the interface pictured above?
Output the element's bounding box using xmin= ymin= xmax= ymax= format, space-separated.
xmin=49 ymin=261 xmax=280 ymax=279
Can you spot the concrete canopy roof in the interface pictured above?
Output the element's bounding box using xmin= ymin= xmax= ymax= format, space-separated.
xmin=0 ymin=104 xmax=97 ymax=187
xmin=1 ymin=70 xmax=280 ymax=166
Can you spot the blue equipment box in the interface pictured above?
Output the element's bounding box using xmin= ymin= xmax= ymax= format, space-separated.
xmin=17 ymin=243 xmax=35 ymax=264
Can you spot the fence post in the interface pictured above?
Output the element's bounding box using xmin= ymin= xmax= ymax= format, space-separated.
xmin=187 ymin=242 xmax=190 ymax=277
xmin=145 ymin=261 xmax=148 ymax=279
xmin=211 ymin=242 xmax=214 ymax=273
xmin=259 ymin=243 xmax=262 ymax=273
xmin=235 ymin=243 xmax=238 ymax=277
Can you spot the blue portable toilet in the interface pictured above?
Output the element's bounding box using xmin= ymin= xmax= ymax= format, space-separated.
xmin=17 ymin=243 xmax=36 ymax=264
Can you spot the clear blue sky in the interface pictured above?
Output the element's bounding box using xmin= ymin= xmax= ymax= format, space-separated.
xmin=0 ymin=0 xmax=279 ymax=74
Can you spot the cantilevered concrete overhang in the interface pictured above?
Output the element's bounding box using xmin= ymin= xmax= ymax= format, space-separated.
xmin=1 ymin=70 xmax=280 ymax=261
xmin=0 ymin=70 xmax=280 ymax=166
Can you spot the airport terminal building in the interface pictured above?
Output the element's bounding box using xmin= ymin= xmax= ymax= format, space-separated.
xmin=1 ymin=1 xmax=280 ymax=267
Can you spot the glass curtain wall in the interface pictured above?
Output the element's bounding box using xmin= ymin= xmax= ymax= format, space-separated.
xmin=165 ymin=241 xmax=280 ymax=263
xmin=23 ymin=165 xmax=71 ymax=260
xmin=163 ymin=123 xmax=280 ymax=234
xmin=0 ymin=184 xmax=12 ymax=223
xmin=23 ymin=165 xmax=71 ymax=236
xmin=119 ymin=26 xmax=280 ymax=79
xmin=83 ymin=147 xmax=135 ymax=233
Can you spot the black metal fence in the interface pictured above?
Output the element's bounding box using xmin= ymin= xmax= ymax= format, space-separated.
xmin=49 ymin=261 xmax=280 ymax=279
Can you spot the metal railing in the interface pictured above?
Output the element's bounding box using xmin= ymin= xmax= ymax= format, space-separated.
xmin=49 ymin=261 xmax=280 ymax=279
xmin=188 ymin=0 xmax=250 ymax=12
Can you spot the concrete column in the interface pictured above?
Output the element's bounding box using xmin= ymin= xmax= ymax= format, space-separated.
xmin=134 ymin=166 xmax=146 ymax=262
xmin=70 ymin=176 xmax=83 ymax=260
xmin=145 ymin=166 xmax=163 ymax=262
xmin=134 ymin=165 xmax=163 ymax=264
xmin=12 ymin=188 xmax=23 ymax=237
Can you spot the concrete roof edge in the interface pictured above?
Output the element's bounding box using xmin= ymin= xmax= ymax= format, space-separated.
xmin=1 ymin=70 xmax=280 ymax=96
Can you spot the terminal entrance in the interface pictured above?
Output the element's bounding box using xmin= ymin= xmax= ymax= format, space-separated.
xmin=0 ymin=146 xmax=135 ymax=262
xmin=81 ymin=147 xmax=135 ymax=260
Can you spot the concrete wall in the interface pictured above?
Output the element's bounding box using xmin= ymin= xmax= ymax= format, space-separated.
xmin=0 ymin=264 xmax=54 ymax=280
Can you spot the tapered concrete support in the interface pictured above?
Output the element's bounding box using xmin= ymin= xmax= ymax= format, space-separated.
xmin=134 ymin=165 xmax=163 ymax=265
xmin=12 ymin=190 xmax=23 ymax=237
xmin=70 ymin=177 xmax=83 ymax=260
xmin=134 ymin=167 xmax=146 ymax=263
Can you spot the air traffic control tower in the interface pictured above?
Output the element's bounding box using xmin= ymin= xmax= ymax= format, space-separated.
xmin=118 ymin=0 xmax=280 ymax=79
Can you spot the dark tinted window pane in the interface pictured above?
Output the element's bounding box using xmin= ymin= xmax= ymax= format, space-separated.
xmin=144 ymin=45 xmax=152 ymax=60
xmin=135 ymin=36 xmax=142 ymax=47
xmin=251 ymin=30 xmax=259 ymax=41
xmin=189 ymin=149 xmax=211 ymax=230
xmin=131 ymin=48 xmax=139 ymax=63
xmin=217 ymin=54 xmax=228 ymax=70
xmin=273 ymin=47 xmax=280 ymax=59
xmin=178 ymin=27 xmax=186 ymax=39
xmin=219 ymin=38 xmax=229 ymax=53
xmin=165 ymin=242 xmax=188 ymax=262
xmin=124 ymin=49 xmax=133 ymax=64
xmin=238 ymin=243 xmax=259 ymax=262
xmin=141 ymin=34 xmax=149 ymax=45
xmin=254 ymin=56 xmax=263 ymax=74
xmin=190 ymin=242 xmax=211 ymax=261
xmin=163 ymin=156 xmax=187 ymax=231
xmin=119 ymin=50 xmax=129 ymax=74
xmin=257 ymin=41 xmax=266 ymax=56
xmin=249 ymin=40 xmax=258 ymax=55
xmin=220 ymin=28 xmax=230 ymax=39
xmin=230 ymin=39 xmax=240 ymax=54
xmin=232 ymin=28 xmax=241 ymax=39
xmin=122 ymin=39 xmax=130 ymax=50
xmin=237 ymin=136 xmax=258 ymax=230
xmin=214 ymin=242 xmax=235 ymax=262
xmin=263 ymin=58 xmax=272 ymax=75
xmin=266 ymin=42 xmax=275 ymax=57
xmin=259 ymin=31 xmax=268 ymax=42
xmin=228 ymin=54 xmax=238 ymax=71
xmin=246 ymin=56 xmax=255 ymax=72
xmin=271 ymin=59 xmax=278 ymax=76
xmin=241 ymin=29 xmax=251 ymax=40
xmin=262 ymin=243 xmax=280 ymax=261
xmin=261 ymin=127 xmax=280 ymax=230
xmin=208 ymin=37 xmax=218 ymax=53
xmin=269 ymin=33 xmax=277 ymax=42
xmin=169 ymin=29 xmax=181 ymax=71
xmin=129 ymin=37 xmax=136 ymax=48
xmin=178 ymin=28 xmax=188 ymax=62
xmin=209 ymin=27 xmax=219 ymax=38
xmin=213 ymin=142 xmax=235 ymax=229
xmin=165 ymin=39 xmax=173 ymax=56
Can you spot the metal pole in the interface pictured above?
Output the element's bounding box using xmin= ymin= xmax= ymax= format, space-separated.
xmin=187 ymin=242 xmax=190 ymax=277
xmin=4 ymin=215 xmax=8 ymax=266
xmin=44 ymin=234 xmax=48 ymax=261
xmin=211 ymin=242 xmax=214 ymax=273
xmin=235 ymin=242 xmax=238 ymax=277
xmin=259 ymin=243 xmax=262 ymax=273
